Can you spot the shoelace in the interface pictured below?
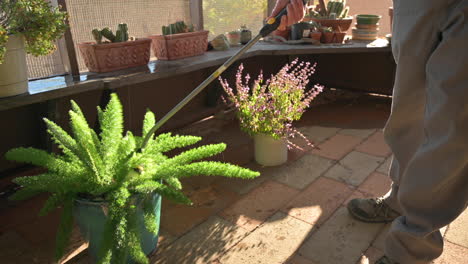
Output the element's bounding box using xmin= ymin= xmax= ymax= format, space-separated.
xmin=371 ymin=197 xmax=392 ymax=218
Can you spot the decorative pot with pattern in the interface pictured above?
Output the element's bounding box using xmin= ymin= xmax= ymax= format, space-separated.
xmin=149 ymin=31 xmax=209 ymax=60
xmin=78 ymin=38 xmax=152 ymax=73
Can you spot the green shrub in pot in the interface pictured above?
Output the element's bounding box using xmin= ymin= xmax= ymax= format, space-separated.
xmin=0 ymin=0 xmax=68 ymax=64
xmin=6 ymin=93 xmax=259 ymax=264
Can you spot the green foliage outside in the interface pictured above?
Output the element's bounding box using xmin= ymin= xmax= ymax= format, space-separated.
xmin=6 ymin=94 xmax=259 ymax=264
xmin=203 ymin=0 xmax=267 ymax=36
xmin=0 ymin=0 xmax=68 ymax=64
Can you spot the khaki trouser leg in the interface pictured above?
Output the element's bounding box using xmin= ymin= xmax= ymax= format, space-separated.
xmin=383 ymin=0 xmax=468 ymax=263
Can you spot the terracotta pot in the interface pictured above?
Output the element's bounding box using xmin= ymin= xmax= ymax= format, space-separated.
xmin=149 ymin=30 xmax=209 ymax=60
xmin=78 ymin=38 xmax=151 ymax=73
xmin=321 ymin=32 xmax=334 ymax=43
xmin=333 ymin=32 xmax=346 ymax=43
xmin=309 ymin=17 xmax=353 ymax=32
xmin=310 ymin=31 xmax=322 ymax=42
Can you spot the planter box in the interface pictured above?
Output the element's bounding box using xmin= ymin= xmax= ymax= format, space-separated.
xmin=149 ymin=31 xmax=209 ymax=60
xmin=78 ymin=38 xmax=152 ymax=73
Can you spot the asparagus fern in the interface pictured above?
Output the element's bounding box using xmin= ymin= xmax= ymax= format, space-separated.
xmin=6 ymin=93 xmax=259 ymax=264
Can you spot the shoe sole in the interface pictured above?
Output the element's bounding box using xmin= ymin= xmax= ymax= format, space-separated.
xmin=346 ymin=203 xmax=396 ymax=223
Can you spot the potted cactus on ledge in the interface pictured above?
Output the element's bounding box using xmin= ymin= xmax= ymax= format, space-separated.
xmin=78 ymin=23 xmax=152 ymax=73
xmin=305 ymin=0 xmax=352 ymax=32
xmin=149 ymin=21 xmax=209 ymax=60
xmin=6 ymin=93 xmax=259 ymax=264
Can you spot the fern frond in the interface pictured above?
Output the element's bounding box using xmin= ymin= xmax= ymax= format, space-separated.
xmin=13 ymin=173 xmax=70 ymax=193
xmin=163 ymin=143 xmax=226 ymax=165
xmin=99 ymin=94 xmax=124 ymax=172
xmin=54 ymin=195 xmax=74 ymax=261
xmin=39 ymin=193 xmax=66 ymax=216
xmin=144 ymin=134 xmax=201 ymax=154
xmin=43 ymin=118 xmax=80 ymax=160
xmin=71 ymin=100 xmax=101 ymax=155
xmin=142 ymin=110 xmax=156 ymax=140
xmin=69 ymin=110 xmax=104 ymax=183
xmin=5 ymin=148 xmax=84 ymax=178
xmin=9 ymin=188 xmax=41 ymax=201
xmin=155 ymin=161 xmax=260 ymax=180
xmin=127 ymin=207 xmax=148 ymax=264
xmin=133 ymin=181 xmax=191 ymax=205
xmin=165 ymin=177 xmax=182 ymax=190
xmin=143 ymin=197 xmax=160 ymax=235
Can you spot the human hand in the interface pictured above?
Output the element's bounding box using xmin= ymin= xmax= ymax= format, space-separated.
xmin=268 ymin=0 xmax=306 ymax=31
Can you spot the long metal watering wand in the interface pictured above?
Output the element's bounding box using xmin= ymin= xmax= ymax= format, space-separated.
xmin=140 ymin=1 xmax=306 ymax=150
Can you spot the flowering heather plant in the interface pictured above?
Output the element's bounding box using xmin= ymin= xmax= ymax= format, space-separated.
xmin=219 ymin=59 xmax=324 ymax=149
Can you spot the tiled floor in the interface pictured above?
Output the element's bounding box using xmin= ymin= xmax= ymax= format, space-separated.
xmin=1 ymin=95 xmax=467 ymax=263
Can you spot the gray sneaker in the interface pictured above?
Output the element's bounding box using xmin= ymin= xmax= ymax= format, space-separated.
xmin=347 ymin=197 xmax=400 ymax=223
xmin=375 ymin=256 xmax=399 ymax=264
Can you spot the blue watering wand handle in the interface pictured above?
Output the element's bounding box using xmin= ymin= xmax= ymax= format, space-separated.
xmin=140 ymin=0 xmax=307 ymax=150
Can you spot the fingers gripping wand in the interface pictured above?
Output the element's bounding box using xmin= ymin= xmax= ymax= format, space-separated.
xmin=140 ymin=1 xmax=307 ymax=150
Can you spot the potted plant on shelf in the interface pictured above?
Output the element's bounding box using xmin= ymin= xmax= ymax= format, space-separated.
xmin=240 ymin=25 xmax=252 ymax=45
xmin=320 ymin=27 xmax=334 ymax=43
xmin=219 ymin=59 xmax=323 ymax=166
xmin=149 ymin=21 xmax=209 ymax=60
xmin=309 ymin=21 xmax=322 ymax=43
xmin=306 ymin=0 xmax=352 ymax=32
xmin=226 ymin=30 xmax=241 ymax=46
xmin=78 ymin=23 xmax=152 ymax=73
xmin=0 ymin=0 xmax=68 ymax=98
xmin=6 ymin=93 xmax=259 ymax=263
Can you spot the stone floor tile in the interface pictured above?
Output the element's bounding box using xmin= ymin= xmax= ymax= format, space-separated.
xmin=298 ymin=126 xmax=341 ymax=144
xmin=287 ymin=254 xmax=319 ymax=264
xmin=220 ymin=180 xmax=300 ymax=231
xmin=355 ymin=131 xmax=392 ymax=157
xmin=152 ymin=216 xmax=248 ymax=264
xmin=157 ymin=229 xmax=177 ymax=249
xmin=433 ymin=241 xmax=468 ymax=264
xmin=161 ymin=184 xmax=239 ymax=237
xmin=324 ymin=151 xmax=384 ymax=186
xmin=356 ymin=247 xmax=384 ymax=264
xmin=373 ymin=224 xmax=391 ymax=251
xmin=220 ymin=212 xmax=313 ymax=264
xmin=445 ymin=209 xmax=468 ymax=247
xmin=376 ymin=156 xmax=392 ymax=175
xmin=298 ymin=207 xmax=384 ymax=264
xmin=214 ymin=162 xmax=269 ymax=195
xmin=339 ymin=128 xmax=376 ymax=139
xmin=272 ymin=154 xmax=335 ymax=190
xmin=312 ymin=134 xmax=363 ymax=160
xmin=282 ymin=177 xmax=353 ymax=226
xmin=358 ymin=172 xmax=392 ymax=198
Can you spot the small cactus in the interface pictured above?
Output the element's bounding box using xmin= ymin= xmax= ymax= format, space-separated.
xmin=162 ymin=21 xmax=196 ymax=36
xmin=92 ymin=28 xmax=102 ymax=44
xmin=313 ymin=0 xmax=350 ymax=19
xmin=341 ymin=6 xmax=349 ymax=18
xmin=116 ymin=23 xmax=129 ymax=42
xmin=93 ymin=24 xmax=131 ymax=43
xmin=101 ymin=27 xmax=116 ymax=42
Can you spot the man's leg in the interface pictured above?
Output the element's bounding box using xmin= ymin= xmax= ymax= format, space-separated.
xmin=385 ymin=1 xmax=468 ymax=263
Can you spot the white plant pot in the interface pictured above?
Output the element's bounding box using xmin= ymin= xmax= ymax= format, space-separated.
xmin=0 ymin=34 xmax=28 ymax=98
xmin=254 ymin=134 xmax=288 ymax=166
